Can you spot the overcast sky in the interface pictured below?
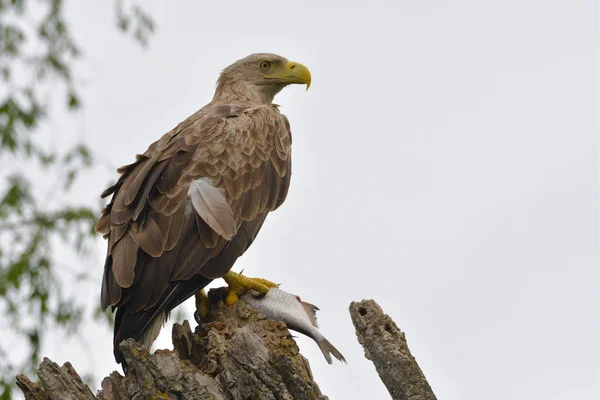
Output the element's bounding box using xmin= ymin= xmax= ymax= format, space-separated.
xmin=32 ymin=0 xmax=598 ymax=399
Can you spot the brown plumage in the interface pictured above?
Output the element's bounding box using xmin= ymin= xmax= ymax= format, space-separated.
xmin=96 ymin=53 xmax=311 ymax=367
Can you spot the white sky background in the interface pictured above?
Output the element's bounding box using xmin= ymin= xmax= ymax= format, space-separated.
xmin=25 ymin=0 xmax=598 ymax=399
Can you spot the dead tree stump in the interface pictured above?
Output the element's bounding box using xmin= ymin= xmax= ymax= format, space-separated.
xmin=18 ymin=288 xmax=327 ymax=400
xmin=350 ymin=299 xmax=437 ymax=400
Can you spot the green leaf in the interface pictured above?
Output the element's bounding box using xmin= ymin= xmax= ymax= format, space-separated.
xmin=67 ymin=90 xmax=80 ymax=110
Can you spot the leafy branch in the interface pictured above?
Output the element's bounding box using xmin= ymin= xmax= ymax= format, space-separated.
xmin=0 ymin=1 xmax=154 ymax=398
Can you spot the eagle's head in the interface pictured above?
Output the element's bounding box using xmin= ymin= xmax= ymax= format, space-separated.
xmin=215 ymin=53 xmax=311 ymax=104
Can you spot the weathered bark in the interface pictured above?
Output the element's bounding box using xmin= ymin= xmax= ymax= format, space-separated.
xmin=17 ymin=295 xmax=438 ymax=400
xmin=18 ymin=288 xmax=328 ymax=400
xmin=350 ymin=299 xmax=437 ymax=400
xmin=16 ymin=359 xmax=95 ymax=400
xmin=15 ymin=374 xmax=50 ymax=400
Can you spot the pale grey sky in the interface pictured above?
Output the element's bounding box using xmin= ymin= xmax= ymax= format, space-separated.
xmin=31 ymin=0 xmax=599 ymax=399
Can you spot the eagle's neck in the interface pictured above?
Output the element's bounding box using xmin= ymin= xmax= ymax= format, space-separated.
xmin=213 ymin=78 xmax=283 ymax=105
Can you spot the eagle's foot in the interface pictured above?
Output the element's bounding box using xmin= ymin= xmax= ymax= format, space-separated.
xmin=194 ymin=289 xmax=209 ymax=323
xmin=223 ymin=271 xmax=278 ymax=306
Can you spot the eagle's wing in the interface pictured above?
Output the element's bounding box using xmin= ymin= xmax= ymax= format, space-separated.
xmin=96 ymin=103 xmax=291 ymax=362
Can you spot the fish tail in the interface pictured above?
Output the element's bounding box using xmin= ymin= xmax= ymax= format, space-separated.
xmin=317 ymin=338 xmax=347 ymax=365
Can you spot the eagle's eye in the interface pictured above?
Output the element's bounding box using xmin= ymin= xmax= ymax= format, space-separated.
xmin=259 ymin=61 xmax=272 ymax=71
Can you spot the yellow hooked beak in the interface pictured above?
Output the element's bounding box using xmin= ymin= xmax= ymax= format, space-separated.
xmin=265 ymin=61 xmax=311 ymax=90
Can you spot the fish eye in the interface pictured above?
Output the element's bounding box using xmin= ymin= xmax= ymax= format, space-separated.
xmin=260 ymin=61 xmax=271 ymax=70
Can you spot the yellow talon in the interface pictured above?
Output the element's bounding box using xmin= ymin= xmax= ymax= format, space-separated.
xmin=223 ymin=271 xmax=278 ymax=306
xmin=195 ymin=289 xmax=210 ymax=320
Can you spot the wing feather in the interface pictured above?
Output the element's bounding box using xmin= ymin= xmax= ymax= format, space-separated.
xmin=189 ymin=178 xmax=236 ymax=240
xmin=124 ymin=158 xmax=157 ymax=205
xmin=131 ymin=160 xmax=169 ymax=222
xmin=197 ymin=213 xmax=220 ymax=249
xmin=129 ymin=216 xmax=163 ymax=257
xmin=266 ymin=160 xmax=282 ymax=210
xmin=223 ymin=174 xmax=246 ymax=200
xmin=101 ymin=257 xmax=121 ymax=309
xmin=96 ymin=208 xmax=110 ymax=235
xmin=149 ymin=188 xmax=187 ymax=216
xmin=164 ymin=203 xmax=186 ymax=251
xmin=240 ymin=185 xmax=261 ymax=221
xmin=111 ymin=234 xmax=139 ymax=288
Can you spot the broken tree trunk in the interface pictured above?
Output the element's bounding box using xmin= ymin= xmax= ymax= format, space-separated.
xmin=349 ymin=299 xmax=437 ymax=400
xmin=17 ymin=288 xmax=328 ymax=400
xmin=17 ymin=293 xmax=437 ymax=400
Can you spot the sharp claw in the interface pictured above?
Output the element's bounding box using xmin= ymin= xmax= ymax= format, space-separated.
xmin=223 ymin=271 xmax=276 ymax=305
xmin=195 ymin=289 xmax=209 ymax=319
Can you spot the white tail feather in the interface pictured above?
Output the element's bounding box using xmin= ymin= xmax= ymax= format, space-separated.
xmin=139 ymin=311 xmax=168 ymax=352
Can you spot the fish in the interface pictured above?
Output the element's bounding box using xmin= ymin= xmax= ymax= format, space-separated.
xmin=241 ymin=287 xmax=346 ymax=364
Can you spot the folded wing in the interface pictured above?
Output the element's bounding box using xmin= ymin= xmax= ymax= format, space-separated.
xmin=96 ymin=103 xmax=292 ymax=364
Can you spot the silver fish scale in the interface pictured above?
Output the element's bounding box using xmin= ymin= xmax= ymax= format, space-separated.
xmin=241 ymin=288 xmax=324 ymax=341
